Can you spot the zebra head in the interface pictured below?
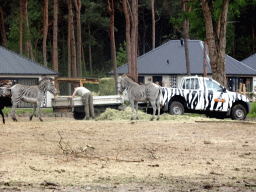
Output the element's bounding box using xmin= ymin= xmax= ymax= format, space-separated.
xmin=39 ymin=78 xmax=57 ymax=95
xmin=119 ymin=75 xmax=127 ymax=94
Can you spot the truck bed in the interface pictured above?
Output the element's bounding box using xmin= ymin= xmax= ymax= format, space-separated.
xmin=52 ymin=95 xmax=124 ymax=113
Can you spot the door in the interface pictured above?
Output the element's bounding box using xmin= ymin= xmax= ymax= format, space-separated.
xmin=204 ymin=79 xmax=228 ymax=112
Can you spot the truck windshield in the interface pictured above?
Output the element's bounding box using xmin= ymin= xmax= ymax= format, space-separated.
xmin=206 ymin=79 xmax=223 ymax=92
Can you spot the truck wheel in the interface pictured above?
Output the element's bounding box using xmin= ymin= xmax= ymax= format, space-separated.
xmin=73 ymin=111 xmax=85 ymax=120
xmin=231 ymin=104 xmax=247 ymax=120
xmin=169 ymin=101 xmax=184 ymax=115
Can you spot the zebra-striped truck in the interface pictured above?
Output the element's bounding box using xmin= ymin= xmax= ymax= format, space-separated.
xmin=160 ymin=76 xmax=251 ymax=120
xmin=52 ymin=95 xmax=124 ymax=120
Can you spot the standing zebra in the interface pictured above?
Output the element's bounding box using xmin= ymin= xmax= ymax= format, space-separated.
xmin=120 ymin=74 xmax=163 ymax=121
xmin=11 ymin=78 xmax=57 ymax=122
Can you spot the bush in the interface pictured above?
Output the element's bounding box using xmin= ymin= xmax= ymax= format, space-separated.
xmin=99 ymin=77 xmax=116 ymax=96
xmin=248 ymin=102 xmax=256 ymax=117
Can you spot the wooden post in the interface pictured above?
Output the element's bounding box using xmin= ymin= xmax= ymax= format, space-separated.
xmin=242 ymin=84 xmax=246 ymax=96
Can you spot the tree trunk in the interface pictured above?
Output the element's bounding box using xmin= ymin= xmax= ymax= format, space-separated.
xmin=252 ymin=16 xmax=255 ymax=53
xmin=106 ymin=0 xmax=118 ymax=94
xmin=151 ymin=0 xmax=155 ymax=49
xmin=123 ymin=0 xmax=132 ymax=74
xmin=88 ymin=24 xmax=93 ymax=75
xmin=53 ymin=0 xmax=58 ymax=72
xmin=122 ymin=0 xmax=138 ymax=82
xmin=0 ymin=6 xmax=7 ymax=47
xmin=67 ymin=0 xmax=76 ymax=77
xmin=24 ymin=0 xmax=34 ymax=60
xmin=43 ymin=0 xmax=49 ymax=67
xmin=200 ymin=0 xmax=228 ymax=87
xmin=142 ymin=11 xmax=146 ymax=54
xmin=74 ymin=0 xmax=82 ymax=77
xmin=67 ymin=0 xmax=71 ymax=94
xmin=203 ymin=41 xmax=207 ymax=77
xmin=183 ymin=0 xmax=190 ymax=75
xmin=131 ymin=0 xmax=138 ymax=82
xmin=19 ymin=0 xmax=23 ymax=55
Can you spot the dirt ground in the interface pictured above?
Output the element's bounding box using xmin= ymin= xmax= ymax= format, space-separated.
xmin=0 ymin=115 xmax=256 ymax=191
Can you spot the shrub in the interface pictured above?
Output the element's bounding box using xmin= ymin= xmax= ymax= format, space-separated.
xmin=99 ymin=77 xmax=116 ymax=96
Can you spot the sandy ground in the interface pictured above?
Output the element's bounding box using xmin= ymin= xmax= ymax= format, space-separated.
xmin=0 ymin=115 xmax=256 ymax=191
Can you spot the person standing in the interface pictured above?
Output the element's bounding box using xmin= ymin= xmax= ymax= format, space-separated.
xmin=72 ymin=84 xmax=95 ymax=120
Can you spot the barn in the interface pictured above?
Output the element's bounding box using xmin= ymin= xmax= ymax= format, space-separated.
xmin=0 ymin=45 xmax=59 ymax=107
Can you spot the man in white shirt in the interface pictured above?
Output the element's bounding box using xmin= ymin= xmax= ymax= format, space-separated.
xmin=72 ymin=84 xmax=95 ymax=120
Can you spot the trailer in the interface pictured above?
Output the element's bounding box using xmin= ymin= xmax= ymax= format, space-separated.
xmin=51 ymin=95 xmax=124 ymax=120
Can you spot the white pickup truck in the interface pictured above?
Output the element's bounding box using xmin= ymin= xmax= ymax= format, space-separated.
xmin=160 ymin=76 xmax=250 ymax=120
xmin=52 ymin=95 xmax=124 ymax=120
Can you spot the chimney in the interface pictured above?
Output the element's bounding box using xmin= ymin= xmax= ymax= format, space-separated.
xmin=180 ymin=39 xmax=184 ymax=46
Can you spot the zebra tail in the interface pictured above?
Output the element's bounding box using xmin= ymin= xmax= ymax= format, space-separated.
xmin=157 ymin=88 xmax=164 ymax=106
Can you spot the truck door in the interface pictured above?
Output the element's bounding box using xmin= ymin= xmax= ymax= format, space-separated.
xmin=204 ymin=79 xmax=228 ymax=112
xmin=181 ymin=78 xmax=202 ymax=110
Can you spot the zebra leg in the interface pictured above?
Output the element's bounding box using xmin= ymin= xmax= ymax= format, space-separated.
xmin=135 ymin=101 xmax=139 ymax=120
xmin=30 ymin=104 xmax=37 ymax=121
xmin=157 ymin=102 xmax=160 ymax=121
xmin=151 ymin=101 xmax=156 ymax=121
xmin=0 ymin=110 xmax=5 ymax=124
xmin=11 ymin=103 xmax=18 ymax=122
xmin=130 ymin=100 xmax=135 ymax=120
xmin=38 ymin=103 xmax=43 ymax=122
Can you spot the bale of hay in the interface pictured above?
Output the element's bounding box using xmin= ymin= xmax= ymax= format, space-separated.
xmin=97 ymin=107 xmax=229 ymax=122
xmin=97 ymin=107 xmax=152 ymax=121
xmin=99 ymin=78 xmax=116 ymax=96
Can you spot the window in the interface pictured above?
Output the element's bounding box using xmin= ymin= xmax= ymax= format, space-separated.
xmin=169 ymin=75 xmax=177 ymax=88
xmin=153 ymin=76 xmax=162 ymax=86
xmin=227 ymin=77 xmax=252 ymax=92
xmin=138 ymin=76 xmax=145 ymax=84
xmin=181 ymin=78 xmax=199 ymax=90
xmin=206 ymin=79 xmax=222 ymax=92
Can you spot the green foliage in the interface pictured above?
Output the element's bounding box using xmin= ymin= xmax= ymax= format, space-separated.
xmin=98 ymin=77 xmax=116 ymax=96
xmin=6 ymin=0 xmax=43 ymax=58
xmin=248 ymin=102 xmax=256 ymax=118
xmin=2 ymin=107 xmax=53 ymax=115
xmin=116 ymin=41 xmax=127 ymax=67
xmin=83 ymin=83 xmax=99 ymax=94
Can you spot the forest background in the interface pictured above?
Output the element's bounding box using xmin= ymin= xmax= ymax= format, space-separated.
xmin=0 ymin=0 xmax=255 ymax=82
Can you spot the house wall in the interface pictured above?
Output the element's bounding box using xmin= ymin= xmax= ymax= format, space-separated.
xmin=143 ymin=74 xmax=213 ymax=88
xmin=0 ymin=75 xmax=56 ymax=108
xmin=253 ymin=77 xmax=256 ymax=101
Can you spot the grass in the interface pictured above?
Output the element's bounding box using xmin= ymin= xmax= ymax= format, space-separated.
xmin=247 ymin=102 xmax=256 ymax=118
xmin=2 ymin=107 xmax=53 ymax=115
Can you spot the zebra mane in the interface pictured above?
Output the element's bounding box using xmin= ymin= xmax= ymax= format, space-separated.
xmin=37 ymin=78 xmax=53 ymax=85
xmin=123 ymin=74 xmax=138 ymax=84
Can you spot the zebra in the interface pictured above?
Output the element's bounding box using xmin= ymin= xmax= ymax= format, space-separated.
xmin=120 ymin=74 xmax=163 ymax=121
xmin=11 ymin=78 xmax=57 ymax=122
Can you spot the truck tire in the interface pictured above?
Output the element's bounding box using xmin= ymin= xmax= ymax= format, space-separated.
xmin=231 ymin=104 xmax=247 ymax=120
xmin=169 ymin=101 xmax=184 ymax=115
xmin=73 ymin=111 xmax=85 ymax=120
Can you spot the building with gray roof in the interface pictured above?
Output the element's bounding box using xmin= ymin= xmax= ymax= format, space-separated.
xmin=0 ymin=45 xmax=59 ymax=107
xmin=114 ymin=40 xmax=256 ymax=93
xmin=241 ymin=53 xmax=256 ymax=71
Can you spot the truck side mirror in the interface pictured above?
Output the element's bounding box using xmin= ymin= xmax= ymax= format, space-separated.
xmin=223 ymin=87 xmax=227 ymax=93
